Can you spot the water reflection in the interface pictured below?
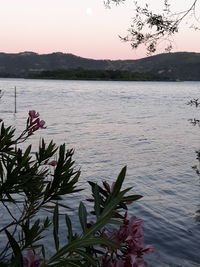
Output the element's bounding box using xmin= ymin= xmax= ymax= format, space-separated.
xmin=1 ymin=79 xmax=200 ymax=265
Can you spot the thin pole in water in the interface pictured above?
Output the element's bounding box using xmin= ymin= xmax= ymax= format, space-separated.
xmin=14 ymin=86 xmax=17 ymax=113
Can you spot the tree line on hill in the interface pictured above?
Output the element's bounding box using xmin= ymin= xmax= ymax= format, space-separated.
xmin=28 ymin=68 xmax=169 ymax=81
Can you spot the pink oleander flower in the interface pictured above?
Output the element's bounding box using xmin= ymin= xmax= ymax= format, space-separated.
xmin=126 ymin=216 xmax=144 ymax=243
xmin=29 ymin=110 xmax=39 ymax=120
xmin=23 ymin=250 xmax=44 ymax=267
xmin=47 ymin=160 xmax=57 ymax=166
xmin=101 ymin=214 xmax=154 ymax=267
xmin=126 ymin=216 xmax=154 ymax=251
xmin=101 ymin=228 xmax=122 ymax=251
xmin=27 ymin=110 xmax=39 ymax=126
xmin=28 ymin=118 xmax=46 ymax=136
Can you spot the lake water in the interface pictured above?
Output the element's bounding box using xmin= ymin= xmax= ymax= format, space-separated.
xmin=0 ymin=78 xmax=200 ymax=266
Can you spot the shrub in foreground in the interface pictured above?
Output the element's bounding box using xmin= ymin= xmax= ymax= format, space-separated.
xmin=0 ymin=111 xmax=154 ymax=266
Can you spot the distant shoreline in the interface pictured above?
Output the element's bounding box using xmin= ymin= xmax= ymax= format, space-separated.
xmin=27 ymin=69 xmax=171 ymax=82
xmin=0 ymin=76 xmax=181 ymax=82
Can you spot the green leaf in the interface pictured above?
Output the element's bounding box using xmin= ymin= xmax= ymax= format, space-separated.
xmin=88 ymin=181 xmax=108 ymax=198
xmin=93 ymin=184 xmax=101 ymax=217
xmin=87 ymin=187 xmax=132 ymax=238
xmin=5 ymin=230 xmax=23 ymax=265
xmin=65 ymin=214 xmax=73 ymax=242
xmin=47 ymin=237 xmax=116 ymax=265
xmin=65 ymin=262 xmax=84 ymax=267
xmin=122 ymin=194 xmax=143 ymax=202
xmin=78 ymin=202 xmax=87 ymax=233
xmin=41 ymin=244 xmax=46 ymax=259
xmin=111 ymin=166 xmax=127 ymax=198
xmin=74 ymin=249 xmax=97 ymax=266
xmin=23 ymin=145 xmax=32 ymax=159
xmin=53 ymin=203 xmax=59 ymax=251
xmin=108 ymin=219 xmax=122 ymax=225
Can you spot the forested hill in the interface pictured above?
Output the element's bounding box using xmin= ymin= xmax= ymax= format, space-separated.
xmin=0 ymin=51 xmax=200 ymax=80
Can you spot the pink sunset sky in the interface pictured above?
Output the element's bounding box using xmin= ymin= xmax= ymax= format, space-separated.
xmin=0 ymin=0 xmax=199 ymax=60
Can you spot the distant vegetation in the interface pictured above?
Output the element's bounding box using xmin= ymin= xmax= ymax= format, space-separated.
xmin=28 ymin=68 xmax=167 ymax=81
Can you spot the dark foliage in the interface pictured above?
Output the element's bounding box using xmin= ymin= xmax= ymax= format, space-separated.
xmin=28 ymin=68 xmax=165 ymax=81
xmin=105 ymin=0 xmax=199 ymax=54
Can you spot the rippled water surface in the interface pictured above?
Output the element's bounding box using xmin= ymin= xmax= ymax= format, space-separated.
xmin=1 ymin=78 xmax=200 ymax=266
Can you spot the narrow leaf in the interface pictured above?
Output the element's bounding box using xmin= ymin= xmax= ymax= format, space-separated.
xmin=93 ymin=184 xmax=101 ymax=217
xmin=65 ymin=214 xmax=73 ymax=242
xmin=74 ymin=249 xmax=97 ymax=266
xmin=47 ymin=237 xmax=116 ymax=264
xmin=53 ymin=203 xmax=59 ymax=251
xmin=78 ymin=202 xmax=87 ymax=233
xmin=112 ymin=166 xmax=127 ymax=197
xmin=84 ymin=188 xmax=131 ymax=238
xmin=5 ymin=230 xmax=23 ymax=264
xmin=122 ymin=194 xmax=143 ymax=202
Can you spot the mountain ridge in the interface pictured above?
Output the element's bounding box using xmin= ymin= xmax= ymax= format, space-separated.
xmin=0 ymin=51 xmax=200 ymax=80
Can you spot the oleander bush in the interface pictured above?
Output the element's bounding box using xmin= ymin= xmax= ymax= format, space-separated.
xmin=0 ymin=111 xmax=154 ymax=267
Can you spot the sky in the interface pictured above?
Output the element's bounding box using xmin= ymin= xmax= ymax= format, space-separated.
xmin=0 ymin=0 xmax=200 ymax=60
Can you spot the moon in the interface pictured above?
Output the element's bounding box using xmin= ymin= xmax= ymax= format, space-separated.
xmin=86 ymin=7 xmax=93 ymax=15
